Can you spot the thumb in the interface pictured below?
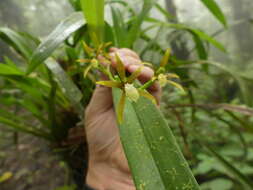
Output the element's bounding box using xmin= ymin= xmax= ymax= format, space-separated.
xmin=85 ymin=74 xmax=113 ymax=119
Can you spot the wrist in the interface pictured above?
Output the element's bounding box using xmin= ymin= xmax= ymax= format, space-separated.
xmin=86 ymin=160 xmax=135 ymax=190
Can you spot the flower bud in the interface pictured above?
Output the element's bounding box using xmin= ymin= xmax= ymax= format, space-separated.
xmin=125 ymin=83 xmax=139 ymax=102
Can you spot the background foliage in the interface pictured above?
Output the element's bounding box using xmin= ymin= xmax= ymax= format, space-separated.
xmin=0 ymin=0 xmax=253 ymax=189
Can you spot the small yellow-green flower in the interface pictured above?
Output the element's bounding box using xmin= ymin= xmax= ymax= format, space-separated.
xmin=96 ymin=54 xmax=156 ymax=123
xmin=158 ymin=74 xmax=167 ymax=87
xmin=125 ymin=83 xmax=140 ymax=102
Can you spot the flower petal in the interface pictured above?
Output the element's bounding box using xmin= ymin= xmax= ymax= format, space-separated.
xmin=138 ymin=89 xmax=157 ymax=105
xmin=96 ymin=81 xmax=122 ymax=88
xmin=83 ymin=64 xmax=94 ymax=77
xmin=115 ymin=53 xmax=126 ymax=82
xmin=167 ymin=80 xmax=185 ymax=92
xmin=76 ymin=59 xmax=91 ymax=63
xmin=160 ymin=48 xmax=171 ymax=68
xmin=127 ymin=66 xmax=144 ymax=84
xmin=82 ymin=41 xmax=94 ymax=56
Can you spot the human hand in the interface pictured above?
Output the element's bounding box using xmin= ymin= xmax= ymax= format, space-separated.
xmin=85 ymin=48 xmax=161 ymax=190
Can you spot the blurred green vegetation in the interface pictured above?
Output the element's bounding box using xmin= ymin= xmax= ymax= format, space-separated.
xmin=0 ymin=0 xmax=253 ymax=189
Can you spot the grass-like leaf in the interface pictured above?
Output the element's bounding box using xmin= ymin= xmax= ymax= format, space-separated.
xmin=126 ymin=0 xmax=155 ymax=47
xmin=0 ymin=27 xmax=34 ymax=60
xmin=0 ymin=63 xmax=24 ymax=76
xmin=45 ymin=58 xmax=83 ymax=115
xmin=200 ymin=0 xmax=227 ymax=28
xmin=111 ymin=6 xmax=127 ymax=47
xmin=203 ymin=144 xmax=253 ymax=189
xmin=81 ymin=0 xmax=105 ymax=46
xmin=27 ymin=12 xmax=86 ymax=74
xmin=0 ymin=115 xmax=51 ymax=141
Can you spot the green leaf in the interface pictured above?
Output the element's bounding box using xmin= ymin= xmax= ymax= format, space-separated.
xmin=115 ymin=54 xmax=126 ymax=82
xmin=0 ymin=63 xmax=24 ymax=76
xmin=111 ymin=6 xmax=127 ymax=47
xmin=200 ymin=0 xmax=227 ymax=27
xmin=145 ymin=18 xmax=226 ymax=53
xmin=154 ymin=3 xmax=174 ymax=21
xmin=45 ymin=58 xmax=83 ymax=115
xmin=106 ymin=0 xmax=135 ymax=16
xmin=0 ymin=115 xmax=51 ymax=140
xmin=197 ymin=61 xmax=252 ymax=106
xmin=113 ymin=88 xmax=200 ymax=190
xmin=126 ymin=0 xmax=155 ymax=47
xmin=203 ymin=144 xmax=253 ymax=189
xmin=81 ymin=0 xmax=105 ymax=46
xmin=191 ymin=32 xmax=208 ymax=60
xmin=0 ymin=27 xmax=34 ymax=60
xmin=27 ymin=12 xmax=86 ymax=74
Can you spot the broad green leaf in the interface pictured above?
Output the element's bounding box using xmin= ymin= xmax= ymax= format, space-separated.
xmin=81 ymin=0 xmax=105 ymax=46
xmin=0 ymin=63 xmax=24 ymax=76
xmin=45 ymin=58 xmax=83 ymax=115
xmin=200 ymin=0 xmax=227 ymax=27
xmin=27 ymin=12 xmax=86 ymax=74
xmin=113 ymin=88 xmax=200 ymax=190
xmin=0 ymin=27 xmax=34 ymax=60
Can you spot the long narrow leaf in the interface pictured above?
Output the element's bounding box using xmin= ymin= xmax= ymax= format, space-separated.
xmin=0 ymin=27 xmax=34 ymax=60
xmin=0 ymin=116 xmax=51 ymax=141
xmin=200 ymin=0 xmax=227 ymax=27
xmin=145 ymin=18 xmax=226 ymax=52
xmin=27 ymin=12 xmax=86 ymax=74
xmin=45 ymin=58 xmax=83 ymax=115
xmin=203 ymin=144 xmax=253 ymax=189
xmin=0 ymin=63 xmax=24 ymax=76
xmin=81 ymin=0 xmax=105 ymax=46
xmin=126 ymin=0 xmax=155 ymax=47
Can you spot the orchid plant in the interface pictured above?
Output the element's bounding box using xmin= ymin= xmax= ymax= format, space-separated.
xmin=78 ymin=43 xmax=184 ymax=123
